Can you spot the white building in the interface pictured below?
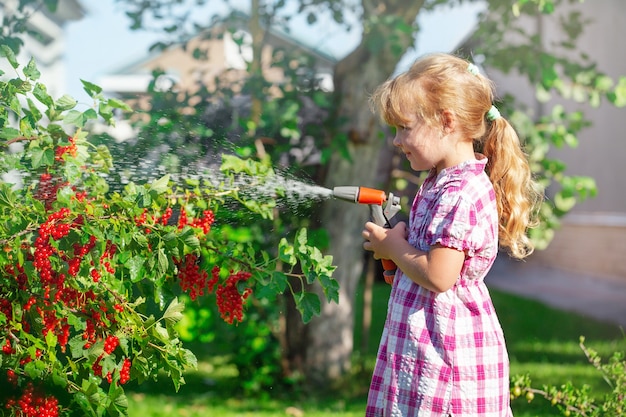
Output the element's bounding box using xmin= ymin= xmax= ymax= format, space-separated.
xmin=0 ymin=0 xmax=85 ymax=96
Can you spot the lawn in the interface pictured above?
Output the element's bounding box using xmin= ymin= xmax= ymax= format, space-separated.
xmin=126 ymin=282 xmax=625 ymax=416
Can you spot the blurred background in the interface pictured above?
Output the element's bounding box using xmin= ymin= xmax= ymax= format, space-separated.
xmin=3 ymin=0 xmax=625 ymax=415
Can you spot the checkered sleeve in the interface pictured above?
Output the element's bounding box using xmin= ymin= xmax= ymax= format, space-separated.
xmin=425 ymin=189 xmax=480 ymax=256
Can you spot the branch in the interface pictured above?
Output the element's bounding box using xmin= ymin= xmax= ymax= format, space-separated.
xmin=4 ymin=136 xmax=38 ymax=146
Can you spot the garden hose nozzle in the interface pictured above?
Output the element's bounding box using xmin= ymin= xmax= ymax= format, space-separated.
xmin=332 ymin=186 xmax=401 ymax=284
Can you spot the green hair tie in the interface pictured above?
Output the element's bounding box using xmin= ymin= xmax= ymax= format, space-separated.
xmin=487 ymin=105 xmax=501 ymax=121
xmin=467 ymin=63 xmax=480 ymax=75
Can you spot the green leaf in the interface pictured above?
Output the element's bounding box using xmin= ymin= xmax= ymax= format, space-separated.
xmin=149 ymin=174 xmax=170 ymax=194
xmin=183 ymin=233 xmax=200 ymax=250
xmin=83 ymin=108 xmax=98 ymax=122
xmin=295 ymin=227 xmax=309 ymax=254
xmin=56 ymin=94 xmax=78 ymax=111
xmin=24 ymin=361 xmax=44 ymax=379
xmin=163 ymin=297 xmax=185 ymax=325
xmin=44 ymin=0 xmax=59 ymax=12
xmin=9 ymin=96 xmax=22 ymax=116
xmin=295 ymin=292 xmax=321 ymax=324
xmin=554 ymin=190 xmax=576 ymax=212
xmin=30 ymin=147 xmax=55 ymax=168
xmin=63 ymin=109 xmax=84 ymax=126
xmin=609 ymin=76 xmax=626 ymax=107
xmin=271 ymin=271 xmax=288 ymax=293
xmin=156 ymin=248 xmax=169 ymax=276
xmin=318 ymin=274 xmax=340 ymax=303
xmin=278 ymin=238 xmax=296 ymax=266
xmin=0 ymin=45 xmax=19 ymax=69
xmin=0 ymin=127 xmax=19 ymax=140
xmin=26 ymin=98 xmax=43 ymax=123
xmin=127 ymin=255 xmax=145 ymax=282
xmin=69 ymin=336 xmax=86 ymax=359
xmin=135 ymin=188 xmax=151 ymax=208
xmin=0 ymin=183 xmax=17 ymax=208
xmin=33 ymin=83 xmax=52 ymax=107
xmin=81 ymin=79 xmax=102 ymax=97
xmin=23 ymin=58 xmax=41 ymax=80
xmin=108 ymin=97 xmax=132 ymax=111
xmin=45 ymin=329 xmax=58 ymax=349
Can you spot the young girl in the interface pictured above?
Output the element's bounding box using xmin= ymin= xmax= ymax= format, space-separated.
xmin=361 ymin=53 xmax=540 ymax=417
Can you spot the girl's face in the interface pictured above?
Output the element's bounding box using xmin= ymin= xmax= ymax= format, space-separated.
xmin=392 ymin=117 xmax=447 ymax=173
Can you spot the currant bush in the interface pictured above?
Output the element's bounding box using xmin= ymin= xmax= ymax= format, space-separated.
xmin=0 ymin=49 xmax=338 ymax=417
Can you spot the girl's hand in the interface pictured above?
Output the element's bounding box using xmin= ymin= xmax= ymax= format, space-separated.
xmin=361 ymin=221 xmax=408 ymax=261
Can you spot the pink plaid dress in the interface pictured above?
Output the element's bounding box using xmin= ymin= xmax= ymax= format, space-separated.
xmin=366 ymin=156 xmax=513 ymax=417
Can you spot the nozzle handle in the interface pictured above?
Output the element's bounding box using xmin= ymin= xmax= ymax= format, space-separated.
xmin=369 ymin=205 xmax=388 ymax=228
xmin=371 ymin=203 xmax=399 ymax=285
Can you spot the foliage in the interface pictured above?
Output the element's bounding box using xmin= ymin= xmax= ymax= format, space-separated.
xmin=0 ymin=37 xmax=337 ymax=417
xmin=511 ymin=336 xmax=626 ymax=417
xmin=88 ymin=5 xmax=339 ymax=391
xmin=472 ymin=0 xmax=626 ymax=249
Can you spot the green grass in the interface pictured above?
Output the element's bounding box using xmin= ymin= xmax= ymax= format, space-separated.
xmin=127 ymin=283 xmax=625 ymax=417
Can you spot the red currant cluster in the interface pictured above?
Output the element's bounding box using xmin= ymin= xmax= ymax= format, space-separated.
xmin=92 ymin=354 xmax=132 ymax=385
xmin=71 ymin=235 xmax=96 ymax=277
xmin=173 ymin=255 xmax=252 ymax=323
xmin=81 ymin=303 xmax=118 ymax=349
xmin=34 ymin=208 xmax=72 ymax=284
xmin=215 ymin=271 xmax=253 ymax=324
xmin=4 ymin=383 xmax=59 ymax=417
xmin=7 ymin=369 xmax=18 ymax=385
xmin=136 ymin=206 xmax=214 ymax=235
xmin=135 ymin=208 xmax=148 ymax=227
xmin=2 ymin=338 xmax=14 ymax=354
xmin=54 ymin=137 xmax=77 ymax=162
xmin=90 ymin=334 xmax=131 ymax=385
xmin=174 ymin=254 xmax=209 ymax=301
xmin=0 ymin=203 xmax=135 ymax=397
xmin=103 ymin=335 xmax=119 ymax=355
xmin=98 ymin=240 xmax=116 ymax=276
xmin=4 ymin=264 xmax=28 ymax=291
xmin=189 ymin=210 xmax=215 ymax=234
xmin=119 ymin=358 xmax=131 ymax=385
xmin=19 ymin=349 xmax=42 ymax=366
xmin=177 ymin=207 xmax=215 ymax=234
xmin=177 ymin=207 xmax=188 ymax=230
xmin=33 ymin=173 xmax=67 ymax=211
xmin=156 ymin=207 xmax=173 ymax=225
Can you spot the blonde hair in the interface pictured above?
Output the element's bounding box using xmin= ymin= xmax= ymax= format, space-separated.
xmin=370 ymin=53 xmax=541 ymax=259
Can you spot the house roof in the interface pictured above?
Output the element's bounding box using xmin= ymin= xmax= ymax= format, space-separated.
xmin=103 ymin=10 xmax=338 ymax=77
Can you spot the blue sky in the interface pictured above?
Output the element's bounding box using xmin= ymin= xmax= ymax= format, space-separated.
xmin=65 ymin=1 xmax=483 ymax=100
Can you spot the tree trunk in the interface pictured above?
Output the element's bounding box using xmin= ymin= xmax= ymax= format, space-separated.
xmin=304 ymin=1 xmax=425 ymax=383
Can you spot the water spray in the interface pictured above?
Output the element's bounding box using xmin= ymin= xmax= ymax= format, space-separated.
xmin=331 ymin=186 xmax=401 ymax=284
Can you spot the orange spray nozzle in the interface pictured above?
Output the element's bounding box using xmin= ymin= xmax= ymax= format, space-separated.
xmin=332 ymin=186 xmax=386 ymax=205
xmin=331 ymin=185 xmax=402 ymax=285
xmin=356 ymin=187 xmax=387 ymax=205
xmin=332 ymin=186 xmax=401 ymax=228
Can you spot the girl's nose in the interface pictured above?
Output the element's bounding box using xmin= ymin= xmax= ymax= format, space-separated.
xmin=392 ymin=134 xmax=401 ymax=148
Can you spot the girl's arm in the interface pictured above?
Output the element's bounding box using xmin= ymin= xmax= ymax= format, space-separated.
xmin=362 ymin=221 xmax=464 ymax=293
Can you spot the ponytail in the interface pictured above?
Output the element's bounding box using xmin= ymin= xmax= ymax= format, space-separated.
xmin=482 ymin=118 xmax=541 ymax=259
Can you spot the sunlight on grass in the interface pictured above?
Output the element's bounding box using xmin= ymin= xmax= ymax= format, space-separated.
xmin=127 ymin=391 xmax=365 ymax=417
xmin=125 ymin=284 xmax=625 ymax=416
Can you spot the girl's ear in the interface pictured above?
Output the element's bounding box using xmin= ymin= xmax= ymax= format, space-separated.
xmin=441 ymin=109 xmax=456 ymax=134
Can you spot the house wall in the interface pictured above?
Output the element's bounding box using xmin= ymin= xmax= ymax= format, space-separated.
xmin=99 ymin=26 xmax=335 ymax=98
xmin=489 ymin=0 xmax=626 ymax=280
